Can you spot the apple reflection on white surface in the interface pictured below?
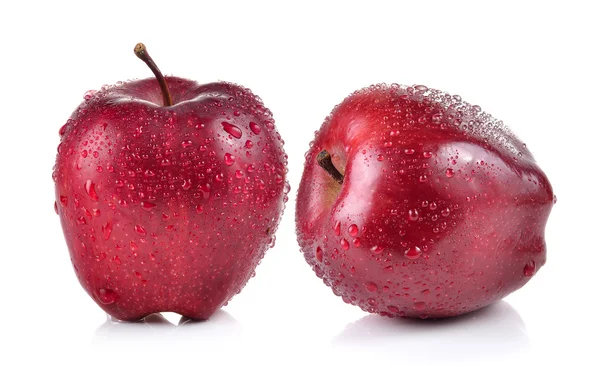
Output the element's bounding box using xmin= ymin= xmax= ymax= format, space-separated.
xmin=333 ymin=301 xmax=529 ymax=363
xmin=89 ymin=300 xmax=529 ymax=364
xmin=92 ymin=310 xmax=243 ymax=352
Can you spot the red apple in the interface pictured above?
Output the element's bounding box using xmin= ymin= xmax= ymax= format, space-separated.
xmin=296 ymin=84 xmax=554 ymax=318
xmin=53 ymin=43 xmax=288 ymax=321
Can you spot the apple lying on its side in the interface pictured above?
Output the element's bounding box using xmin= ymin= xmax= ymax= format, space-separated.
xmin=296 ymin=84 xmax=554 ymax=318
xmin=53 ymin=44 xmax=288 ymax=321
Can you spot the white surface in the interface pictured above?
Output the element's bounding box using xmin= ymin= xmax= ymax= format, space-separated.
xmin=0 ymin=0 xmax=597 ymax=365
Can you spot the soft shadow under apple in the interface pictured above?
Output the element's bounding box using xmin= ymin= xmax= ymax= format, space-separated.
xmin=92 ymin=310 xmax=242 ymax=351
xmin=333 ymin=301 xmax=529 ymax=364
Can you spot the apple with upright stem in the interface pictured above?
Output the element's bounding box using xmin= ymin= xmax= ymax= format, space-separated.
xmin=53 ymin=43 xmax=288 ymax=321
xmin=296 ymin=84 xmax=554 ymax=318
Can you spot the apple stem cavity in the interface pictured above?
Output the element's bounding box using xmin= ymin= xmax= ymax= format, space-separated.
xmin=134 ymin=43 xmax=173 ymax=107
xmin=317 ymin=150 xmax=344 ymax=184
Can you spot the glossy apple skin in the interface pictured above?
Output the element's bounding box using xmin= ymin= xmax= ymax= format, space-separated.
xmin=296 ymin=84 xmax=553 ymax=318
xmin=54 ymin=77 xmax=288 ymax=321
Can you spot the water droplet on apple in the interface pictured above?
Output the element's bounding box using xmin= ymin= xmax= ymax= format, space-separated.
xmin=365 ymin=282 xmax=378 ymax=293
xmin=83 ymin=90 xmax=97 ymax=100
xmin=102 ymin=222 xmax=112 ymax=240
xmin=141 ymin=202 xmax=156 ymax=211
xmin=408 ymin=209 xmax=419 ymax=221
xmin=316 ymin=246 xmax=323 ymax=262
xmin=199 ymin=183 xmax=211 ymax=198
xmin=340 ymin=238 xmax=349 ymax=250
xmin=423 ymin=151 xmax=433 ymax=158
xmin=370 ymin=245 xmax=384 ymax=255
xmin=348 ymin=224 xmax=359 ymax=237
xmin=404 ymin=246 xmax=422 ymax=259
xmin=182 ymin=179 xmax=192 ymax=190
xmin=553 ymin=195 xmax=557 ymax=204
xmin=59 ymin=122 xmax=69 ymax=136
xmin=404 ymin=148 xmax=415 ymax=155
xmin=387 ymin=305 xmax=400 ymax=313
xmin=523 ymin=260 xmax=536 ymax=277
xmin=249 ymin=122 xmax=261 ymax=135
xmin=377 ymin=154 xmax=384 ymax=161
xmin=181 ymin=140 xmax=193 ymax=148
xmin=111 ymin=256 xmax=122 ymax=265
xmin=144 ymin=169 xmax=155 ymax=177
xmin=222 ymin=122 xmax=242 ymax=139
xmin=97 ymin=288 xmax=117 ymax=304
xmin=334 ymin=221 xmax=341 ymax=236
xmin=77 ymin=216 xmax=87 ymax=225
xmin=446 ymin=168 xmax=455 ymax=178
xmin=419 ymin=174 xmax=428 ymax=182
xmin=134 ymin=225 xmax=147 ymax=236
xmin=60 ymin=195 xmax=68 ymax=207
xmin=85 ymin=180 xmax=99 ymax=201
xmin=413 ymin=301 xmax=426 ymax=310
xmin=245 ymin=140 xmax=253 ymax=149
xmin=224 ymin=153 xmax=235 ymax=166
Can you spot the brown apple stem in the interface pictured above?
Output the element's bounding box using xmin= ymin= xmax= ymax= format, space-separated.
xmin=317 ymin=150 xmax=344 ymax=184
xmin=134 ymin=43 xmax=173 ymax=107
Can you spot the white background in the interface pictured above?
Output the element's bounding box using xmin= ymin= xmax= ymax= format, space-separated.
xmin=0 ymin=0 xmax=597 ymax=365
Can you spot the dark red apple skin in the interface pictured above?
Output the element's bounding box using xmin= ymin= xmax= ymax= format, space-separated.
xmin=296 ymin=84 xmax=553 ymax=319
xmin=53 ymin=77 xmax=288 ymax=321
